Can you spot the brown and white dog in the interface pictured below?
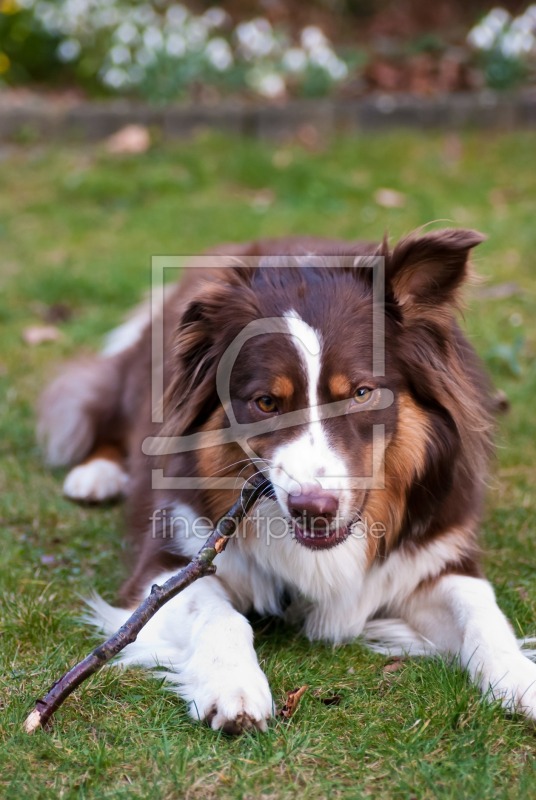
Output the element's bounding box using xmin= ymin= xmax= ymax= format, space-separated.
xmin=38 ymin=229 xmax=536 ymax=733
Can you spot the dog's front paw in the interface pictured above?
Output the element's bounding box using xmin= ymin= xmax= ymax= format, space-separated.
xmin=487 ymin=654 xmax=536 ymax=720
xmin=188 ymin=667 xmax=274 ymax=734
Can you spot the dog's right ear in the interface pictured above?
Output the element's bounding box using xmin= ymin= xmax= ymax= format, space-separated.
xmin=164 ymin=272 xmax=259 ymax=435
xmin=384 ymin=228 xmax=485 ymax=321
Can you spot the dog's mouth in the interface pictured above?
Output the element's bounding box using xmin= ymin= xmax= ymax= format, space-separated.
xmin=290 ymin=519 xmax=352 ymax=550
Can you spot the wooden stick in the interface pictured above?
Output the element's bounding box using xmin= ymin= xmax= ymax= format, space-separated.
xmin=23 ymin=476 xmax=269 ymax=734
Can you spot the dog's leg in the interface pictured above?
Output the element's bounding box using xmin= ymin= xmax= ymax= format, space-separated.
xmin=401 ymin=574 xmax=536 ymax=719
xmin=63 ymin=444 xmax=128 ymax=503
xmin=87 ymin=573 xmax=274 ymax=733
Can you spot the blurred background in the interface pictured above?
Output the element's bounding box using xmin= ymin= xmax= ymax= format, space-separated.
xmin=0 ymin=1 xmax=535 ymax=104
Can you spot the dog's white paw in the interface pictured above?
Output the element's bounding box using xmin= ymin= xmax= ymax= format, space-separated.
xmin=63 ymin=459 xmax=128 ymax=503
xmin=187 ymin=666 xmax=274 ymax=734
xmin=486 ymin=654 xmax=536 ymax=720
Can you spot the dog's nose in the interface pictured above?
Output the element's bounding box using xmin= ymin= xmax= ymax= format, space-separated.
xmin=288 ymin=486 xmax=339 ymax=527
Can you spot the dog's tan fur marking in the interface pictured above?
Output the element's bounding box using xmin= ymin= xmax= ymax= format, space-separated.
xmin=82 ymin=443 xmax=124 ymax=466
xmin=271 ymin=376 xmax=294 ymax=399
xmin=364 ymin=394 xmax=430 ymax=562
xmin=329 ymin=374 xmax=351 ymax=398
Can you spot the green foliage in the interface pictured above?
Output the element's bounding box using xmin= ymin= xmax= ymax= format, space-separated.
xmin=480 ymin=48 xmax=528 ymax=90
xmin=0 ymin=131 xmax=535 ymax=798
xmin=485 ymin=335 xmax=525 ymax=377
xmin=0 ymin=7 xmax=63 ymax=84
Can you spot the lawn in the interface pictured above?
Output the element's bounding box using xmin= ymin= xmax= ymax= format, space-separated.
xmin=0 ymin=129 xmax=535 ymax=799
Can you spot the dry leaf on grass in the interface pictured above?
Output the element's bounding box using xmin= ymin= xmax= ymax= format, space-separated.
xmin=42 ymin=303 xmax=73 ymax=324
xmin=22 ymin=325 xmax=62 ymax=346
xmin=30 ymin=301 xmax=73 ymax=324
xmin=383 ymin=659 xmax=405 ymax=673
xmin=374 ymin=188 xmax=406 ymax=208
xmin=105 ymin=125 xmax=151 ymax=155
xmin=278 ymin=685 xmax=308 ymax=720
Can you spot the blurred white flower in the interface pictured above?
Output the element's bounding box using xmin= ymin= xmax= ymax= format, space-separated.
xmin=309 ymin=45 xmax=348 ymax=80
xmin=133 ymin=4 xmax=158 ymax=28
xmin=468 ymin=5 xmax=536 ymax=56
xmin=236 ymin=18 xmax=276 ymax=59
xmin=135 ymin=47 xmax=156 ymax=67
xmin=166 ymin=4 xmax=189 ymax=27
xmin=500 ymin=27 xmax=535 ymax=56
xmin=248 ymin=70 xmax=285 ymax=98
xmin=324 ymin=55 xmax=348 ymax=80
xmin=523 ymin=4 xmax=536 ymax=25
xmin=94 ymin=6 xmax=121 ymax=28
xmin=102 ymin=66 xmax=129 ymax=88
xmin=57 ymin=38 xmax=81 ymax=62
xmin=110 ymin=44 xmax=131 ymax=65
xmin=468 ymin=25 xmax=498 ymax=50
xmin=143 ymin=26 xmax=164 ymax=51
xmin=205 ymin=37 xmax=233 ymax=71
xmin=486 ymin=8 xmax=512 ymax=30
xmin=202 ymin=7 xmax=229 ymax=30
xmin=282 ymin=47 xmax=307 ymax=73
xmin=116 ymin=22 xmax=139 ymax=46
xmin=300 ymin=26 xmax=328 ymax=51
xmin=186 ymin=18 xmax=209 ymax=48
xmin=166 ymin=32 xmax=187 ymax=58
xmin=468 ymin=7 xmax=512 ymax=50
xmin=35 ymin=4 xmax=63 ymax=35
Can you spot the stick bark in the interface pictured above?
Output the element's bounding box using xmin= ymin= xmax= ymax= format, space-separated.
xmin=23 ymin=476 xmax=268 ymax=733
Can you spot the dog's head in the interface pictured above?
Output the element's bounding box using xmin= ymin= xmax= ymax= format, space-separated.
xmin=166 ymin=229 xmax=490 ymax=557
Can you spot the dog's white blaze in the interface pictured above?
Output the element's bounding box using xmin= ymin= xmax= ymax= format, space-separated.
xmin=283 ymin=311 xmax=322 ymax=419
xmin=269 ymin=311 xmax=351 ymax=514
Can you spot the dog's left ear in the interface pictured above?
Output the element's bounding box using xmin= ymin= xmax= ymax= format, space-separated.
xmin=384 ymin=228 xmax=485 ymax=313
xmin=164 ymin=271 xmax=260 ymax=435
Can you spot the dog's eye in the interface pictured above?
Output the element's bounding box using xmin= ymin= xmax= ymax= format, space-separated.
xmin=353 ymin=387 xmax=373 ymax=404
xmin=255 ymin=395 xmax=278 ymax=414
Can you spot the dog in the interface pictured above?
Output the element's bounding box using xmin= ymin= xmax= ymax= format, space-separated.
xmin=38 ymin=228 xmax=536 ymax=733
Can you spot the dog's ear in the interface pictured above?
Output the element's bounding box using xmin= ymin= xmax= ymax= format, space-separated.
xmin=164 ymin=272 xmax=259 ymax=434
xmin=384 ymin=229 xmax=485 ymax=316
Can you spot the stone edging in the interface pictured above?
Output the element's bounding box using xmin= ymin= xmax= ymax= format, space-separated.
xmin=0 ymin=90 xmax=535 ymax=141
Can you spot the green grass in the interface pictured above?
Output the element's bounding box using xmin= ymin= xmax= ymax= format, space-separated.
xmin=1 ymin=130 xmax=536 ymax=799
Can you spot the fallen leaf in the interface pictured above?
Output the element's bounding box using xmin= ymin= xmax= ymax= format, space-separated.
xmin=278 ymin=685 xmax=308 ymax=720
xmin=31 ymin=301 xmax=73 ymax=323
xmin=250 ymin=189 xmax=275 ymax=211
xmin=383 ymin=659 xmax=404 ymax=673
xmin=22 ymin=325 xmax=62 ymax=346
xmin=374 ymin=188 xmax=406 ymax=209
xmin=272 ymin=149 xmax=293 ymax=169
xmin=105 ymin=125 xmax=151 ymax=155
xmin=43 ymin=303 xmax=73 ymax=323
xmin=517 ymin=585 xmax=530 ymax=603
xmin=296 ymin=123 xmax=322 ymax=151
